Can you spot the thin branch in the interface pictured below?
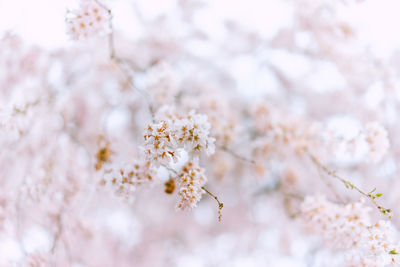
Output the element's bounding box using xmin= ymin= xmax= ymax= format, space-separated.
xmin=253 ymin=178 xmax=280 ymax=196
xmin=15 ymin=190 xmax=27 ymax=256
xmin=113 ymin=59 xmax=155 ymax=119
xmin=51 ymin=212 xmax=64 ymax=254
xmin=95 ymin=0 xmax=155 ymax=120
xmin=218 ymin=145 xmax=256 ymax=165
xmin=162 ymin=164 xmax=178 ymax=175
xmin=315 ymin=163 xmax=346 ymax=204
xmin=93 ymin=0 xmax=115 ymax=58
xmin=201 ymin=186 xmax=224 ymax=222
xmin=308 ymin=152 xmax=393 ymax=218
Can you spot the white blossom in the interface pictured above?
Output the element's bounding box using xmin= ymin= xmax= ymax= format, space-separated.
xmin=143 ymin=108 xmax=215 ymax=167
xmin=174 ymin=110 xmax=215 ymax=157
xmin=102 ymin=160 xmax=155 ymax=199
xmin=176 ymin=160 xmax=207 ymax=211
xmin=301 ymin=196 xmax=399 ymax=266
xmin=66 ymin=0 xmax=111 ymax=40
xmin=143 ymin=120 xmax=178 ymax=167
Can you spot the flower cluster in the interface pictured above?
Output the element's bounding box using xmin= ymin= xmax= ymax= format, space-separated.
xmin=4 ymin=0 xmax=400 ymax=265
xmin=66 ymin=0 xmax=111 ymax=40
xmin=301 ymin=196 xmax=399 ymax=266
xmin=143 ymin=120 xmax=178 ymax=167
xmin=143 ymin=108 xmax=215 ymax=167
xmin=175 ymin=161 xmax=207 ymax=211
xmin=332 ymin=121 xmax=390 ymax=164
xmin=102 ymin=160 xmax=155 ymax=199
xmin=364 ymin=122 xmax=390 ymax=163
xmin=249 ymin=101 xmax=323 ymax=170
xmin=174 ymin=111 xmax=215 ymax=156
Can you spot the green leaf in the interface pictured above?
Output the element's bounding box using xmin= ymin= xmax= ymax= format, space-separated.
xmin=369 ymin=188 xmax=377 ymax=194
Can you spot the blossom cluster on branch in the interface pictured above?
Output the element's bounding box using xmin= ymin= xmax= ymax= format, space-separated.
xmin=301 ymin=196 xmax=399 ymax=266
xmin=66 ymin=0 xmax=111 ymax=40
xmin=1 ymin=0 xmax=400 ymax=266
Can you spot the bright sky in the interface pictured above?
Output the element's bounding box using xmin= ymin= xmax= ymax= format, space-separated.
xmin=1 ymin=0 xmax=400 ymax=58
xmin=0 ymin=0 xmax=70 ymax=47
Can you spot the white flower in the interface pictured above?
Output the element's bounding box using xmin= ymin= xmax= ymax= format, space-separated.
xmin=102 ymin=160 xmax=155 ymax=199
xmin=66 ymin=0 xmax=111 ymax=40
xmin=176 ymin=160 xmax=207 ymax=211
xmin=143 ymin=120 xmax=179 ymax=167
xmin=143 ymin=107 xmax=215 ymax=167
xmin=174 ymin=110 xmax=215 ymax=157
xmin=301 ymin=196 xmax=400 ymax=266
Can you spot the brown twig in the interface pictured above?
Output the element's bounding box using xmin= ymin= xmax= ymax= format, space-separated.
xmin=315 ymin=162 xmax=346 ymax=204
xmin=218 ymin=145 xmax=256 ymax=165
xmin=201 ymin=186 xmax=224 ymax=222
xmin=51 ymin=212 xmax=64 ymax=254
